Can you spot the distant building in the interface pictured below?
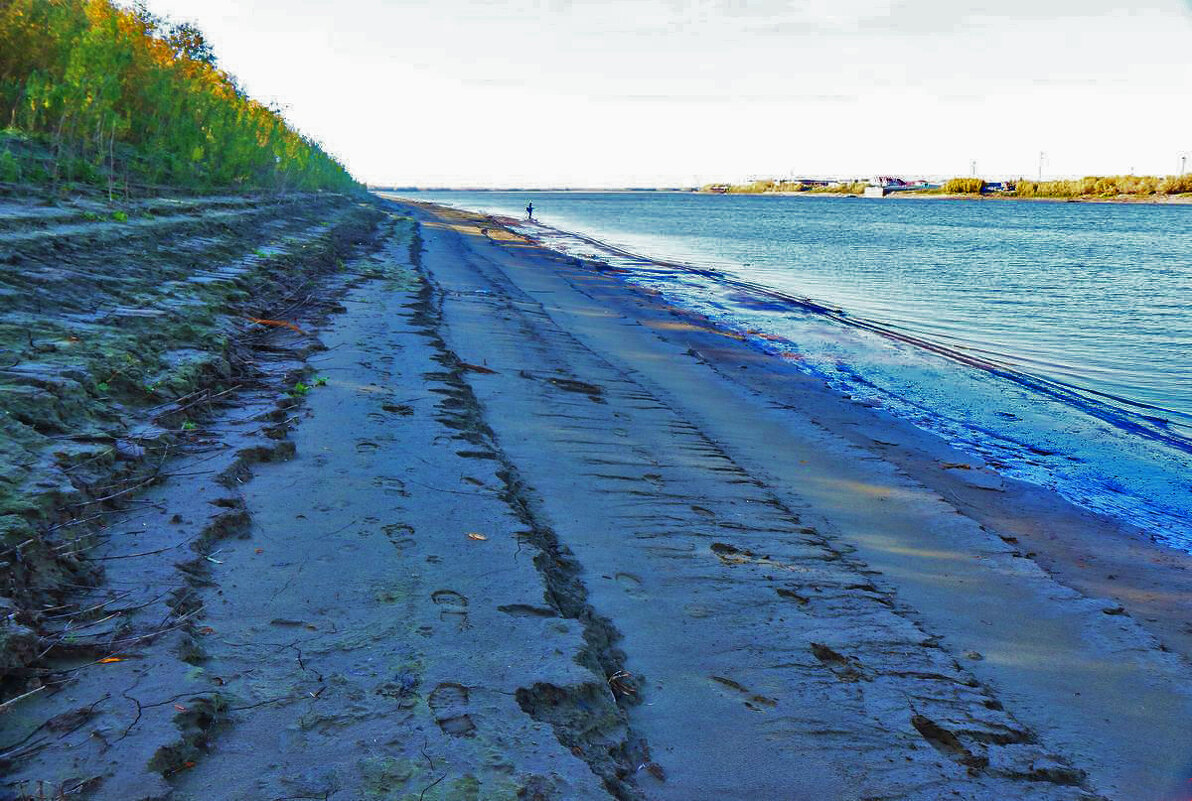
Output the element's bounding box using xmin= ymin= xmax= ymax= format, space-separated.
xmin=865 ymin=176 xmax=915 ymax=197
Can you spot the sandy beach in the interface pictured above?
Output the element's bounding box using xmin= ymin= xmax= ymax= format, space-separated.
xmin=3 ymin=196 xmax=1190 ymax=800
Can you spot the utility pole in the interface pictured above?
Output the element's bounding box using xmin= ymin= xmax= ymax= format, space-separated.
xmin=1038 ymin=151 xmax=1045 ymax=181
xmin=1182 ymin=155 xmax=1187 ymax=176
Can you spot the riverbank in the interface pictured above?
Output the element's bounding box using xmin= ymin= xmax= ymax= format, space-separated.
xmin=2 ymin=196 xmax=1189 ymax=800
xmin=0 ymin=187 xmax=385 ymax=680
xmin=700 ymin=188 xmax=1192 ymax=203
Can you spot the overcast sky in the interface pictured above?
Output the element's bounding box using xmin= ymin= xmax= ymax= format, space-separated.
xmin=142 ymin=0 xmax=1192 ymax=187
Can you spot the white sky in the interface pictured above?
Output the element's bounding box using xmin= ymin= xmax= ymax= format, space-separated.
xmin=142 ymin=0 xmax=1192 ymax=187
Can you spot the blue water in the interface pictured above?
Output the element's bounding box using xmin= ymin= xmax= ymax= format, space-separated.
xmin=390 ymin=190 xmax=1192 ymax=548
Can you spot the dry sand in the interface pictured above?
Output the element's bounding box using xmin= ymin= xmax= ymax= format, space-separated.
xmin=3 ymin=197 xmax=1190 ymax=800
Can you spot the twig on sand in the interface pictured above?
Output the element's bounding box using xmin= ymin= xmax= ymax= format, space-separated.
xmin=0 ymin=693 xmax=109 ymax=761
xmin=419 ymin=738 xmax=447 ymax=801
xmin=36 ymin=608 xmax=201 ymax=673
xmin=117 ymin=687 xmax=216 ymax=741
xmin=228 ymin=694 xmax=300 ymax=712
xmin=47 ymin=508 xmax=151 ymax=535
xmin=42 ymin=590 xmax=132 ymax=621
xmin=419 ymin=773 xmax=446 ymax=801
xmin=84 ymin=539 xmax=191 ymax=561
xmin=157 ymin=384 xmax=243 ymax=420
xmin=402 ymin=477 xmax=483 ymax=496
xmin=67 ymin=444 xmax=174 ymax=507
xmin=0 ymin=685 xmax=47 ymax=714
xmin=116 ymin=690 xmax=144 ymax=741
xmin=0 ymin=537 xmax=36 ymax=559
xmin=66 ymin=473 xmax=157 ymax=507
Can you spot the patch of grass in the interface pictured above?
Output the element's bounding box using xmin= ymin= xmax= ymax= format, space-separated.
xmin=1014 ymin=174 xmax=1191 ymax=199
xmin=1159 ymin=174 xmax=1192 ymax=194
xmin=942 ymin=177 xmax=985 ymax=194
xmin=807 ymin=181 xmax=866 ymax=195
xmin=707 ymin=180 xmax=867 ymax=195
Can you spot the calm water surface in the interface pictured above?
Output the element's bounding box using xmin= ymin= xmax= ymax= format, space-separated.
xmin=394 ymin=191 xmax=1192 ymax=548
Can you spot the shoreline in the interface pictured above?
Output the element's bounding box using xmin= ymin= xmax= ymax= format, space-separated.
xmin=456 ymin=198 xmax=1192 ymax=547
xmin=400 ymin=199 xmax=1192 ymax=797
xmin=3 ymin=195 xmax=1189 ymax=799
xmin=701 ymin=189 xmax=1192 ymax=204
xmin=444 ymin=199 xmax=1192 ymax=658
xmin=386 ymin=187 xmax=1192 ymax=205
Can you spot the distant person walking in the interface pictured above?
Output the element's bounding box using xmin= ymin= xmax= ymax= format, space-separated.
xmin=526 ymin=202 xmax=534 ymax=220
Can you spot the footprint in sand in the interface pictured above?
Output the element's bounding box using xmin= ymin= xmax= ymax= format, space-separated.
xmin=428 ymin=682 xmax=476 ymax=737
xmin=710 ymin=675 xmax=779 ymax=712
xmin=431 ymin=589 xmax=470 ymax=630
xmin=382 ymin=522 xmax=415 ymax=551
xmin=497 ymin=603 xmax=557 ymax=618
xmin=810 ymin=642 xmax=870 ymax=683
xmin=372 ymin=475 xmax=408 ymax=497
xmin=615 ymin=572 xmax=646 ymax=599
xmin=381 ymin=402 xmax=415 ymax=416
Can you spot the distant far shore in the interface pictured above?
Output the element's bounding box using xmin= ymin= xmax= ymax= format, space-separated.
xmin=724 ymin=190 xmax=1192 ymax=205
xmin=699 ymin=174 xmax=1192 ymax=204
xmin=371 ymin=186 xmax=1192 ymax=204
xmin=368 ymin=187 xmax=694 ymax=193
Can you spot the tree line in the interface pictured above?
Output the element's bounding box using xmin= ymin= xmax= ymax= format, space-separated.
xmin=0 ymin=0 xmax=358 ymax=194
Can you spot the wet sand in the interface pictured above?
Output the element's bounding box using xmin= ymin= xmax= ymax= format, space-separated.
xmin=403 ymin=201 xmax=1192 ymax=799
xmin=3 ymin=197 xmax=1190 ymax=800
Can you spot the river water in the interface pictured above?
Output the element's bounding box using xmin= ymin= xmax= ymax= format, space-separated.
xmin=390 ymin=190 xmax=1192 ymax=550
